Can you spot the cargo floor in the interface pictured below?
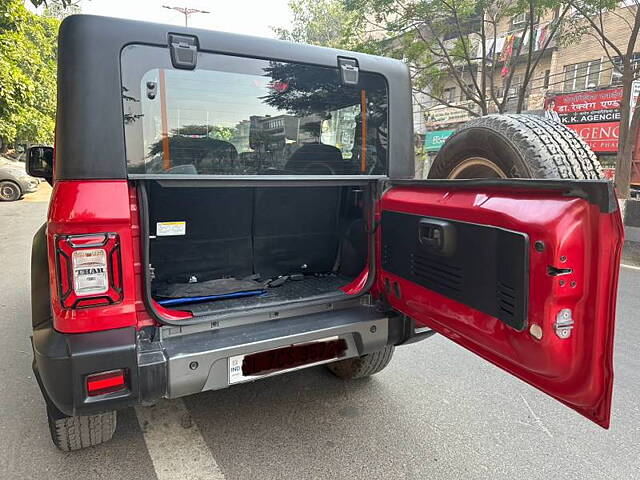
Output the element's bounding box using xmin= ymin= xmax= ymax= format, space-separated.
xmin=165 ymin=274 xmax=354 ymax=316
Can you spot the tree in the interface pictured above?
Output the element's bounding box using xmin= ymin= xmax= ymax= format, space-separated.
xmin=566 ymin=0 xmax=640 ymax=198
xmin=273 ymin=0 xmax=370 ymax=51
xmin=41 ymin=0 xmax=81 ymax=20
xmin=341 ymin=0 xmax=573 ymax=117
xmin=29 ymin=0 xmax=77 ymax=9
xmin=0 ymin=0 xmax=59 ymax=150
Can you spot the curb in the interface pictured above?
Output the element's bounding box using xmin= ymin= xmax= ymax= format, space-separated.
xmin=622 ymin=198 xmax=640 ymax=267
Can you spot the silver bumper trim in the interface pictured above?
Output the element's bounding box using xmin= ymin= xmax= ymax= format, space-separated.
xmin=161 ymin=307 xmax=389 ymax=398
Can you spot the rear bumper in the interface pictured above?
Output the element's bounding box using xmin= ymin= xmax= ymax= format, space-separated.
xmin=31 ymin=326 xmax=145 ymax=416
xmin=32 ymin=307 xmax=399 ymax=416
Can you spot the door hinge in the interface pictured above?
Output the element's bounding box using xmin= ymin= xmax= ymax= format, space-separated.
xmin=554 ymin=308 xmax=574 ymax=339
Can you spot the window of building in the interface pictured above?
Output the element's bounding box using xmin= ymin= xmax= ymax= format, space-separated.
xmin=543 ymin=69 xmax=551 ymax=89
xmin=510 ymin=12 xmax=536 ymax=30
xmin=563 ymin=60 xmax=601 ymax=92
xmin=511 ymin=12 xmax=527 ymax=26
xmin=508 ymin=75 xmax=522 ymax=97
xmin=611 ymin=53 xmax=640 ymax=84
xmin=459 ymin=85 xmax=475 ymax=102
xmin=443 ymin=87 xmax=456 ymax=103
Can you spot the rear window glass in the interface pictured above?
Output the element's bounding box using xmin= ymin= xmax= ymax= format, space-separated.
xmin=121 ymin=45 xmax=388 ymax=176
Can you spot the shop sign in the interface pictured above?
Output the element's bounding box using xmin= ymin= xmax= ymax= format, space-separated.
xmin=566 ymin=122 xmax=619 ymax=153
xmin=544 ymin=86 xmax=640 ymax=152
xmin=544 ymin=88 xmax=622 ymax=126
xmin=425 ymin=102 xmax=479 ymax=127
xmin=424 ymin=130 xmax=455 ymax=151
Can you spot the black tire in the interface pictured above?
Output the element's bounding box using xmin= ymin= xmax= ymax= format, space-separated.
xmin=47 ymin=404 xmax=117 ymax=451
xmin=428 ymin=114 xmax=602 ymax=180
xmin=0 ymin=180 xmax=22 ymax=201
xmin=326 ymin=346 xmax=394 ymax=380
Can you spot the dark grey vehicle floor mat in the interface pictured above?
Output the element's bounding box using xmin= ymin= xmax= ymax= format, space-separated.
xmin=154 ymin=277 xmax=265 ymax=298
xmin=174 ymin=274 xmax=354 ymax=316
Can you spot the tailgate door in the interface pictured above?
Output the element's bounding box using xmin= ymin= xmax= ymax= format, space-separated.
xmin=377 ymin=179 xmax=623 ymax=428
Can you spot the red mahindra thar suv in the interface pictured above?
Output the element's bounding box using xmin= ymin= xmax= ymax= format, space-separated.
xmin=27 ymin=15 xmax=623 ymax=451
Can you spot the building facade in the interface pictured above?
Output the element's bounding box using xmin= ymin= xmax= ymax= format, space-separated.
xmin=419 ymin=4 xmax=640 ymax=178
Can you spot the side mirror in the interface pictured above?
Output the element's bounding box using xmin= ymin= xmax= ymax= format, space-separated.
xmin=27 ymin=145 xmax=54 ymax=182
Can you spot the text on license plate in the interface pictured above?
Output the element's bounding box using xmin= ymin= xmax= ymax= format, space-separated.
xmin=228 ymin=336 xmax=348 ymax=384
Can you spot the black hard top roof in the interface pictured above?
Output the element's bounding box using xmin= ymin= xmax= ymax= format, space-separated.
xmin=55 ymin=15 xmax=415 ymax=180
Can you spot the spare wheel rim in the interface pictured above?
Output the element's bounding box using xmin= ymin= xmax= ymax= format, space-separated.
xmin=447 ymin=156 xmax=508 ymax=179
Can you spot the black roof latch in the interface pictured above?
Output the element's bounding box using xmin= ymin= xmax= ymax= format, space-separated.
xmin=169 ymin=33 xmax=199 ymax=70
xmin=338 ymin=57 xmax=359 ymax=86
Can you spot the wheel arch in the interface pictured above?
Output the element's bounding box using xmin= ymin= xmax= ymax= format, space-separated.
xmin=31 ymin=223 xmax=52 ymax=330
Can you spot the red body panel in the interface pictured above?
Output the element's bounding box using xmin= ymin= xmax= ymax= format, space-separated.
xmin=48 ymin=181 xmax=139 ymax=333
xmin=376 ymin=186 xmax=623 ymax=428
xmin=340 ymin=268 xmax=369 ymax=295
xmin=47 ymin=180 xmax=194 ymax=332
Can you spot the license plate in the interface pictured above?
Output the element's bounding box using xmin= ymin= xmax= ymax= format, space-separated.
xmin=228 ymin=336 xmax=348 ymax=384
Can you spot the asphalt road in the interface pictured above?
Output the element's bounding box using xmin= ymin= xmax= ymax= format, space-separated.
xmin=1 ymin=199 xmax=639 ymax=480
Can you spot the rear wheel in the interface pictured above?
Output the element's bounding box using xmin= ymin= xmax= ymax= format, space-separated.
xmin=428 ymin=114 xmax=602 ymax=180
xmin=47 ymin=403 xmax=117 ymax=451
xmin=0 ymin=181 xmax=21 ymax=201
xmin=326 ymin=346 xmax=394 ymax=380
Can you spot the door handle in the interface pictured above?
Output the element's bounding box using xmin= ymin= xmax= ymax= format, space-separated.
xmin=418 ymin=223 xmax=442 ymax=248
xmin=418 ymin=218 xmax=456 ymax=256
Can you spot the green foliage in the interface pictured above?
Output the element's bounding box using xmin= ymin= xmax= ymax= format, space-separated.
xmin=0 ymin=0 xmax=59 ymax=148
xmin=282 ymin=0 xmax=584 ymax=114
xmin=168 ymin=124 xmax=239 ymax=141
xmin=42 ymin=0 xmax=81 ymax=21
xmin=29 ymin=0 xmax=77 ymax=8
xmin=273 ymin=0 xmax=369 ymax=50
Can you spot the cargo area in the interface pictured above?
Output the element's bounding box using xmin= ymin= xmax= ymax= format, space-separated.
xmin=142 ymin=181 xmax=371 ymax=316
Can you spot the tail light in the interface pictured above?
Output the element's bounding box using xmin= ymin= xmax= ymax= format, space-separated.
xmin=86 ymin=369 xmax=127 ymax=396
xmin=55 ymin=233 xmax=123 ymax=308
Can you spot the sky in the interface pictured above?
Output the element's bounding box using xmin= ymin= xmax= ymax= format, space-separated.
xmin=29 ymin=0 xmax=292 ymax=38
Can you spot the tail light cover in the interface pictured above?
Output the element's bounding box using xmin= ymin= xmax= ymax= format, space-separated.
xmin=86 ymin=369 xmax=127 ymax=397
xmin=55 ymin=233 xmax=123 ymax=308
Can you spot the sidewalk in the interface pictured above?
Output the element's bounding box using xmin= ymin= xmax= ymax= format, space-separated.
xmin=22 ymin=182 xmax=52 ymax=203
xmin=622 ymin=198 xmax=640 ymax=266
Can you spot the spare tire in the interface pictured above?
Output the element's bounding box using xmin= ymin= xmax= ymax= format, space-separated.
xmin=428 ymin=114 xmax=602 ymax=180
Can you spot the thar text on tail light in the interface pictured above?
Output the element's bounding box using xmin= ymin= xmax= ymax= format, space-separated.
xmin=55 ymin=233 xmax=123 ymax=309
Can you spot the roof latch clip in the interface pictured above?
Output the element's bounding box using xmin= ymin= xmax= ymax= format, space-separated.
xmin=169 ymin=33 xmax=199 ymax=70
xmin=338 ymin=57 xmax=359 ymax=86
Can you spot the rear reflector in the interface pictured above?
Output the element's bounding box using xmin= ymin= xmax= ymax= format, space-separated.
xmin=86 ymin=369 xmax=126 ymax=396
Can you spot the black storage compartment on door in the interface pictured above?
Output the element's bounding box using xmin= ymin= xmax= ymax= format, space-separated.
xmin=381 ymin=211 xmax=529 ymax=331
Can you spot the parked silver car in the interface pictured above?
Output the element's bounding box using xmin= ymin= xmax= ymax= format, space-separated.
xmin=0 ymin=156 xmax=39 ymax=201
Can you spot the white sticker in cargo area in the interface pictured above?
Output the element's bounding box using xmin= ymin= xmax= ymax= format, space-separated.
xmin=156 ymin=221 xmax=186 ymax=236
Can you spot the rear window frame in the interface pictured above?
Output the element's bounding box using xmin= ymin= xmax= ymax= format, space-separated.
xmin=120 ymin=43 xmax=391 ymax=180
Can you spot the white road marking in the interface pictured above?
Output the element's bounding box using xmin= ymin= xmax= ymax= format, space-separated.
xmin=519 ymin=394 xmax=553 ymax=439
xmin=136 ymin=399 xmax=225 ymax=480
xmin=620 ymin=263 xmax=640 ymax=271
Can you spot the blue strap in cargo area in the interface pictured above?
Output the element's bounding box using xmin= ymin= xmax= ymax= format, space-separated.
xmin=157 ymin=289 xmax=267 ymax=306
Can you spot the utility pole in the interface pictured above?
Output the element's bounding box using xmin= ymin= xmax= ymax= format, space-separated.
xmin=162 ymin=5 xmax=210 ymax=27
